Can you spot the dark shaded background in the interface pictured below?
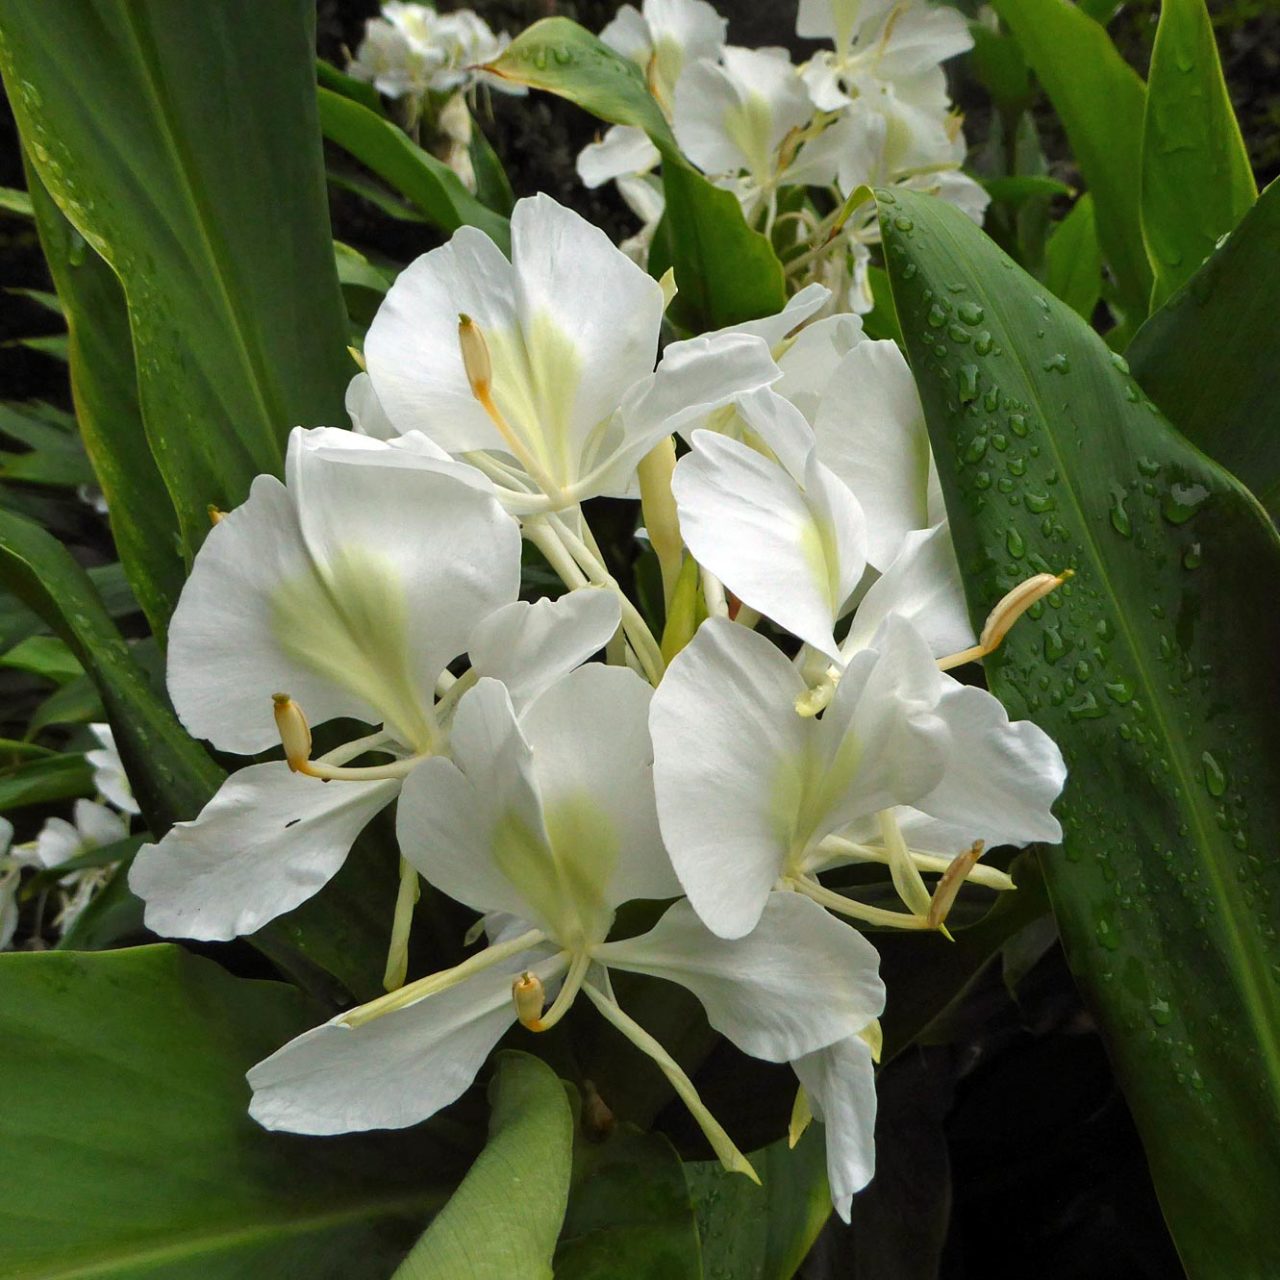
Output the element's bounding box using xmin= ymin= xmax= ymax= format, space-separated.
xmin=2 ymin=2 xmax=1277 ymax=1275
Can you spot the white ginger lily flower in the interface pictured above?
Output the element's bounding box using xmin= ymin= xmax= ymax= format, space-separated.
xmin=247 ymin=664 xmax=886 ymax=1191
xmin=0 ymin=800 xmax=130 ymax=946
xmin=576 ymin=0 xmax=727 ymax=197
xmin=673 ymin=46 xmax=814 ymax=217
xmin=650 ymin=607 xmax=1065 ymax=936
xmin=85 ymin=722 xmax=139 ymax=816
xmin=362 ymin=194 xmax=781 ymax=513
xmin=797 ymin=0 xmax=973 ymax=115
xmin=131 ymin=429 xmax=627 ymax=943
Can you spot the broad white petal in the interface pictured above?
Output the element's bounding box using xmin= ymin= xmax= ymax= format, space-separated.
xmin=511 ymin=194 xmax=664 ymax=471
xmin=650 ymin=619 xmax=808 ymax=938
xmin=247 ymin=957 xmax=562 ymax=1135
xmin=365 ymin=225 xmax=518 ymax=453
xmin=815 ymin=616 xmax=950 ymax=832
xmin=708 ymin=283 xmax=831 ymax=351
xmin=344 ymin=372 xmax=397 ymax=440
xmin=772 ymin=313 xmax=865 ymax=423
xmin=869 ymin=4 xmax=973 ymax=79
xmin=600 ymin=5 xmax=651 ymax=62
xmin=793 ymin=1034 xmax=877 ymax=1221
xmin=673 ymin=429 xmax=862 ymax=659
xmin=577 ymin=125 xmax=661 ymax=188
xmin=599 ymin=893 xmax=884 ymax=1061
xmin=842 ymin=523 xmax=974 ymax=660
xmin=468 ymin=589 xmax=620 ymax=711
xmin=396 ymin=683 xmax=550 ymax=928
xmin=812 ymin=340 xmax=936 ymax=571
xmin=520 ymin=664 xmax=679 ymax=907
xmin=916 ymin=680 xmax=1066 ymax=848
xmin=129 ymin=763 xmax=398 ymax=941
xmin=71 ymin=798 xmax=128 ymax=849
xmin=85 ymin=723 xmax=139 ymax=816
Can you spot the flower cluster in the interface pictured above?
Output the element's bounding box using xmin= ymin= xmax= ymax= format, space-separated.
xmin=346 ymin=2 xmax=524 ymax=190
xmin=130 ymin=192 xmax=1065 ymax=1220
xmin=577 ymin=0 xmax=987 ymax=310
xmin=0 ymin=725 xmax=137 ymax=948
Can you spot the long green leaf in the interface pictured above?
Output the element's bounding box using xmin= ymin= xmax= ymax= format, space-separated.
xmin=1044 ymin=193 xmax=1102 ymax=321
xmin=993 ymin=0 xmax=1152 ymax=324
xmin=0 ymin=752 xmax=92 ymax=811
xmin=392 ymin=1052 xmax=573 ymax=1280
xmin=23 ymin=162 xmax=184 ymax=638
xmin=0 ymin=508 xmax=220 ymax=833
xmin=877 ymin=186 xmax=1280 ymax=1276
xmin=319 ymin=87 xmax=513 ymax=251
xmin=0 ymin=945 xmax=476 ymax=1278
xmin=0 ymin=0 xmax=352 ymax=558
xmin=1141 ymin=0 xmax=1256 ymax=309
xmin=1128 ymin=180 xmax=1280 ymax=519
xmin=488 ymin=18 xmax=787 ymax=330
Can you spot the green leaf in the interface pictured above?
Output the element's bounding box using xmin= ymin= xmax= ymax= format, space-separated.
xmin=993 ymin=0 xmax=1152 ymax=322
xmin=0 ymin=945 xmax=476 ymax=1278
xmin=392 ymin=1052 xmax=573 ymax=1280
xmin=877 ymin=186 xmax=1280 ymax=1275
xmin=319 ymin=88 xmax=512 ymax=250
xmin=555 ymin=1123 xmax=700 ymax=1280
xmin=1128 ymin=178 xmax=1280 ymax=519
xmin=0 ymin=633 xmax=82 ymax=683
xmin=316 ymin=57 xmax=386 ymax=115
xmin=0 ymin=183 xmax=32 ymax=216
xmin=0 ymin=0 xmax=353 ymax=558
xmin=0 ymin=508 xmax=220 ymax=832
xmin=1044 ymin=193 xmax=1102 ymax=320
xmin=0 ymin=752 xmax=92 ymax=811
xmin=469 ymin=123 xmax=516 ymax=218
xmin=24 ymin=161 xmax=185 ymax=637
xmin=685 ymin=1130 xmax=831 ymax=1280
xmin=1141 ymin=0 xmax=1256 ymax=309
xmin=489 ymin=18 xmax=787 ymax=329
xmin=981 ymin=174 xmax=1074 ymax=206
xmin=28 ymin=671 xmax=105 ymax=734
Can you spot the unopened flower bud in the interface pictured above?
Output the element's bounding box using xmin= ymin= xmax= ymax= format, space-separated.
xmin=513 ymin=971 xmax=545 ymax=1030
xmin=272 ymin=694 xmax=312 ymax=773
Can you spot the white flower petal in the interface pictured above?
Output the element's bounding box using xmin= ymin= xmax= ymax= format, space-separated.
xmin=650 ymin=619 xmax=808 ymax=939
xmin=599 ymin=893 xmax=884 ymax=1061
xmin=812 ymin=339 xmax=940 ymax=570
xmin=842 ymin=523 xmax=975 ymax=660
xmin=793 ymin=1033 xmax=878 ymax=1221
xmin=344 ymin=372 xmax=397 ymax=440
xmin=365 ymin=224 xmax=518 ymax=453
xmin=468 ymin=589 xmax=620 ymax=711
xmin=129 ymin=763 xmax=398 ymax=940
xmin=520 ymin=663 xmax=680 ymax=906
xmin=915 ymin=680 xmax=1066 ymax=848
xmin=247 ymin=958 xmax=561 ymax=1135
xmin=577 ymin=125 xmax=661 ymax=188
xmin=673 ymin=428 xmax=863 ymax=658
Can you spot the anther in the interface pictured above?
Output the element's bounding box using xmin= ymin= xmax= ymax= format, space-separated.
xmin=457 ymin=313 xmax=493 ymax=400
xmin=207 ymin=504 xmax=226 ymax=526
xmin=928 ymin=840 xmax=986 ymax=935
xmin=937 ymin=570 xmax=1072 ymax=671
xmin=272 ymin=694 xmax=313 ymax=774
xmin=513 ymin=971 xmax=546 ymax=1030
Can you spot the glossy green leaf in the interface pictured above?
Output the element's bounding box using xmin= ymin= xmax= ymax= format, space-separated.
xmin=877 ymin=186 xmax=1280 ymax=1276
xmin=319 ymin=87 xmax=512 ymax=250
xmin=993 ymin=0 xmax=1152 ymax=322
xmin=1141 ymin=0 xmax=1256 ymax=309
xmin=685 ymin=1130 xmax=831 ymax=1280
xmin=488 ymin=18 xmax=787 ymax=329
xmin=1128 ymin=183 xmax=1280 ymax=519
xmin=24 ymin=162 xmax=184 ymax=636
xmin=392 ymin=1052 xmax=573 ymax=1280
xmin=0 ymin=945 xmax=475 ymax=1278
xmin=0 ymin=752 xmax=92 ymax=811
xmin=0 ymin=633 xmax=82 ymax=683
xmin=0 ymin=0 xmax=352 ymax=558
xmin=555 ymin=1122 xmax=700 ymax=1279
xmin=1044 ymin=193 xmax=1102 ymax=320
xmin=0 ymin=507 xmax=220 ymax=833
xmin=0 ymin=184 xmax=32 ymax=216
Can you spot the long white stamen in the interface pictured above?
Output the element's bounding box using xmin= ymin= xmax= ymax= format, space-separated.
xmin=793 ymin=875 xmax=935 ymax=931
xmin=382 ymin=857 xmax=421 ymax=993
xmin=340 ymin=928 xmax=551 ymax=1029
xmin=813 ymin=833 xmax=1014 ymax=892
xmin=879 ymin=810 xmax=933 ymax=919
xmin=581 ymin=982 xmax=760 ymax=1184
